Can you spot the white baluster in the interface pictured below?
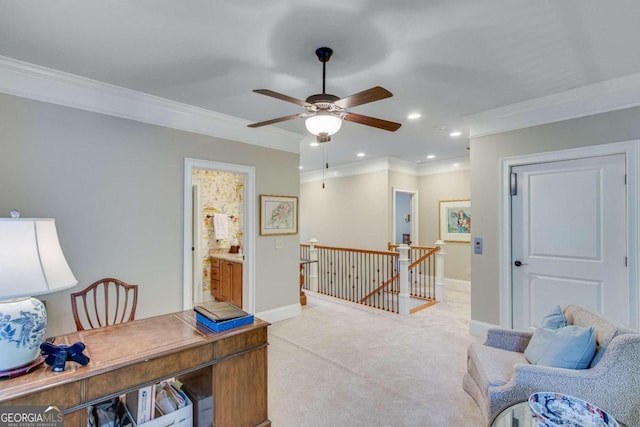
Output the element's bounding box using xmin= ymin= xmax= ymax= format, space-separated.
xmin=309 ymin=237 xmax=319 ymax=292
xmin=435 ymin=240 xmax=446 ymax=301
xmin=398 ymin=244 xmax=410 ymax=316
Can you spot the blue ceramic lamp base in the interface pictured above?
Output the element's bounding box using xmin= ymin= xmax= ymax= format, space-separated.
xmin=0 ymin=297 xmax=48 ymax=372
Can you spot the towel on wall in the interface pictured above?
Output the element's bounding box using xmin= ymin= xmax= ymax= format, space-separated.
xmin=213 ymin=213 xmax=228 ymax=240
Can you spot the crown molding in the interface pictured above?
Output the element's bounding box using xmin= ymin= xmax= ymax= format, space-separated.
xmin=418 ymin=156 xmax=470 ymax=175
xmin=388 ymin=157 xmax=421 ymax=175
xmin=0 ymin=55 xmax=304 ymax=153
xmin=300 ymin=156 xmax=469 ymax=183
xmin=466 ymin=72 xmax=640 ymax=138
xmin=300 ymin=157 xmax=394 ymax=184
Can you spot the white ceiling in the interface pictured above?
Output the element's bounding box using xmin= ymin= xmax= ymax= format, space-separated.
xmin=1 ymin=1 xmax=640 ymax=172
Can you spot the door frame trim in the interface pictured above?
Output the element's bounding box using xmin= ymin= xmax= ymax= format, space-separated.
xmin=392 ymin=187 xmax=419 ymax=245
xmin=183 ymin=158 xmax=256 ymax=314
xmin=499 ymin=140 xmax=639 ymax=329
xmin=192 ymin=183 xmax=203 ymax=303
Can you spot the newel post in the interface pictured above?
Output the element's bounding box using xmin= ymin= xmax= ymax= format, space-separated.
xmin=309 ymin=237 xmax=319 ymax=292
xmin=398 ymin=244 xmax=410 ymax=316
xmin=435 ymin=240 xmax=446 ymax=301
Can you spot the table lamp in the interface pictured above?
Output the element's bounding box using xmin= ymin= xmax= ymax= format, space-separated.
xmin=0 ymin=211 xmax=77 ymax=376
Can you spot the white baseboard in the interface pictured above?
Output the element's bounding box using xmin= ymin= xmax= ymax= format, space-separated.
xmin=255 ymin=303 xmax=301 ymax=324
xmin=444 ymin=278 xmax=470 ymax=292
xmin=469 ymin=319 xmax=499 ymax=339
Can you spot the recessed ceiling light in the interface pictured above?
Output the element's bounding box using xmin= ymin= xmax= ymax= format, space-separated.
xmin=357 ymin=152 xmax=365 ymax=157
xmin=407 ymin=113 xmax=421 ymax=120
xmin=309 ymin=141 xmax=319 ymax=147
xmin=449 ymin=131 xmax=463 ymax=137
xmin=299 ymin=166 xmax=303 ymax=170
xmin=453 ymin=163 xmax=460 ymax=168
xmin=426 ymin=154 xmax=436 ymax=159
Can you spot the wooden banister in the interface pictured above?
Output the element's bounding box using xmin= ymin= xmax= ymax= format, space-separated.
xmin=408 ymin=246 xmax=440 ymax=269
xmin=359 ymin=273 xmax=399 ymax=303
xmin=300 ymin=242 xmax=441 ymax=315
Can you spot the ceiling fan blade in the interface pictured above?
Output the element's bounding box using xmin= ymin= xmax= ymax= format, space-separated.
xmin=247 ymin=114 xmax=302 ymax=128
xmin=343 ymin=112 xmax=402 ymax=132
xmin=334 ymin=86 xmax=393 ymax=109
xmin=253 ymin=89 xmax=311 ymax=107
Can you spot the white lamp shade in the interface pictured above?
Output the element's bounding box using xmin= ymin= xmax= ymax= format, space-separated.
xmin=305 ymin=113 xmax=342 ymax=136
xmin=0 ymin=218 xmax=77 ymax=299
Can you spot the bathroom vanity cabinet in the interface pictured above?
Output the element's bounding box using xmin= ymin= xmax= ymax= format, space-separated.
xmin=210 ymin=255 xmax=243 ymax=308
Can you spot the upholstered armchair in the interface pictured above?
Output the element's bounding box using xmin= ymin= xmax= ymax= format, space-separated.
xmin=463 ymin=305 xmax=640 ymax=426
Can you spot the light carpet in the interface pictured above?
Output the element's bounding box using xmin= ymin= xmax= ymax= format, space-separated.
xmin=268 ymin=289 xmax=485 ymax=426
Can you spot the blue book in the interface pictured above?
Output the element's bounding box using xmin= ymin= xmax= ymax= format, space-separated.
xmin=195 ymin=312 xmax=254 ymax=333
xmin=194 ymin=301 xmax=254 ymax=332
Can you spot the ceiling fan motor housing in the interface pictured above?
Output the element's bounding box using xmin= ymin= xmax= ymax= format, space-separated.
xmin=315 ymin=47 xmax=333 ymax=63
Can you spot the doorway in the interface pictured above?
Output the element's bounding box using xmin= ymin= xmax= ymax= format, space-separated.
xmin=393 ymin=188 xmax=418 ymax=245
xmin=183 ymin=158 xmax=256 ymax=313
xmin=500 ymin=141 xmax=639 ymax=329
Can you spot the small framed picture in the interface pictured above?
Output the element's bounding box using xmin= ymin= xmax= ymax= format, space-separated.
xmin=260 ymin=195 xmax=298 ymax=236
xmin=439 ymin=199 xmax=471 ymax=243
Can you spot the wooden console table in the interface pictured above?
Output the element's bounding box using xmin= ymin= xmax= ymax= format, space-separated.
xmin=0 ymin=311 xmax=270 ymax=427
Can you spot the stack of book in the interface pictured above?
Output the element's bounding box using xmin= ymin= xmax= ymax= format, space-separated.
xmin=194 ymin=301 xmax=254 ymax=333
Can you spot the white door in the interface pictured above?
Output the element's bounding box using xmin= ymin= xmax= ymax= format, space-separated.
xmin=511 ymin=154 xmax=628 ymax=330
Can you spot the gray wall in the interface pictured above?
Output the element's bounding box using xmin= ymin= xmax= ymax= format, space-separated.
xmin=470 ymin=106 xmax=640 ymax=326
xmin=300 ymin=170 xmax=389 ymax=249
xmin=418 ymin=170 xmax=471 ymax=281
xmin=0 ymin=92 xmax=300 ymax=336
xmin=300 ymin=167 xmax=472 ymax=282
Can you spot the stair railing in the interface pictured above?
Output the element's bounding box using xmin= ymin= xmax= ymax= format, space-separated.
xmin=388 ymin=243 xmax=440 ymax=301
xmin=300 ymin=242 xmax=400 ymax=313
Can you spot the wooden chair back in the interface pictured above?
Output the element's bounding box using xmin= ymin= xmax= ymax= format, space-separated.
xmin=70 ymin=278 xmax=138 ymax=331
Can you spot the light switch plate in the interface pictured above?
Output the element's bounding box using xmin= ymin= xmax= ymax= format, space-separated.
xmin=473 ymin=237 xmax=483 ymax=254
xmin=275 ymin=239 xmax=284 ymax=249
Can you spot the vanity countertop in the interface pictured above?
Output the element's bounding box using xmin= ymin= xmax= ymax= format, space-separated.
xmin=211 ymin=253 xmax=244 ymax=263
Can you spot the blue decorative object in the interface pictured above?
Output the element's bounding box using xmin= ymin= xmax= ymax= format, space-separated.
xmin=529 ymin=392 xmax=619 ymax=426
xmin=195 ymin=312 xmax=254 ymax=333
xmin=0 ymin=298 xmax=47 ymax=370
xmin=40 ymin=341 xmax=90 ymax=372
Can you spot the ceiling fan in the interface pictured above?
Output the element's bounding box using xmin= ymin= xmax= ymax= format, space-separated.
xmin=248 ymin=47 xmax=401 ymax=143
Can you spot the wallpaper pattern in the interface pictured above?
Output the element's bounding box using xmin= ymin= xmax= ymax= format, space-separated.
xmin=192 ymin=168 xmax=244 ymax=297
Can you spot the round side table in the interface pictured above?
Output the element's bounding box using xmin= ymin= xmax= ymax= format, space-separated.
xmin=490 ymin=401 xmax=627 ymax=427
xmin=490 ymin=401 xmax=534 ymax=427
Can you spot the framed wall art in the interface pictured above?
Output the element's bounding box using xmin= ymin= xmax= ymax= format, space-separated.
xmin=260 ymin=195 xmax=298 ymax=235
xmin=439 ymin=199 xmax=471 ymax=243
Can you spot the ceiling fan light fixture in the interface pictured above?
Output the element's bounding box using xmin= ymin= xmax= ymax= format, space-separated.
xmin=305 ymin=113 xmax=342 ymax=137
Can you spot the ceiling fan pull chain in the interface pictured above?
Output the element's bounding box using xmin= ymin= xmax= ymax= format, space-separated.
xmin=322 ymin=145 xmax=329 ymax=189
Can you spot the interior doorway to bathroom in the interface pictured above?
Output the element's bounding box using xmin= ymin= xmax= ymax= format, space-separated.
xmin=183 ymin=158 xmax=256 ymax=313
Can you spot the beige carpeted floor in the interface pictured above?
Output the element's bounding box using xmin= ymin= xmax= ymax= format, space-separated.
xmin=268 ymin=288 xmax=485 ymax=426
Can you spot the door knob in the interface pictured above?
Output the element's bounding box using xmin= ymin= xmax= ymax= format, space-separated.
xmin=514 ymin=260 xmax=528 ymax=267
